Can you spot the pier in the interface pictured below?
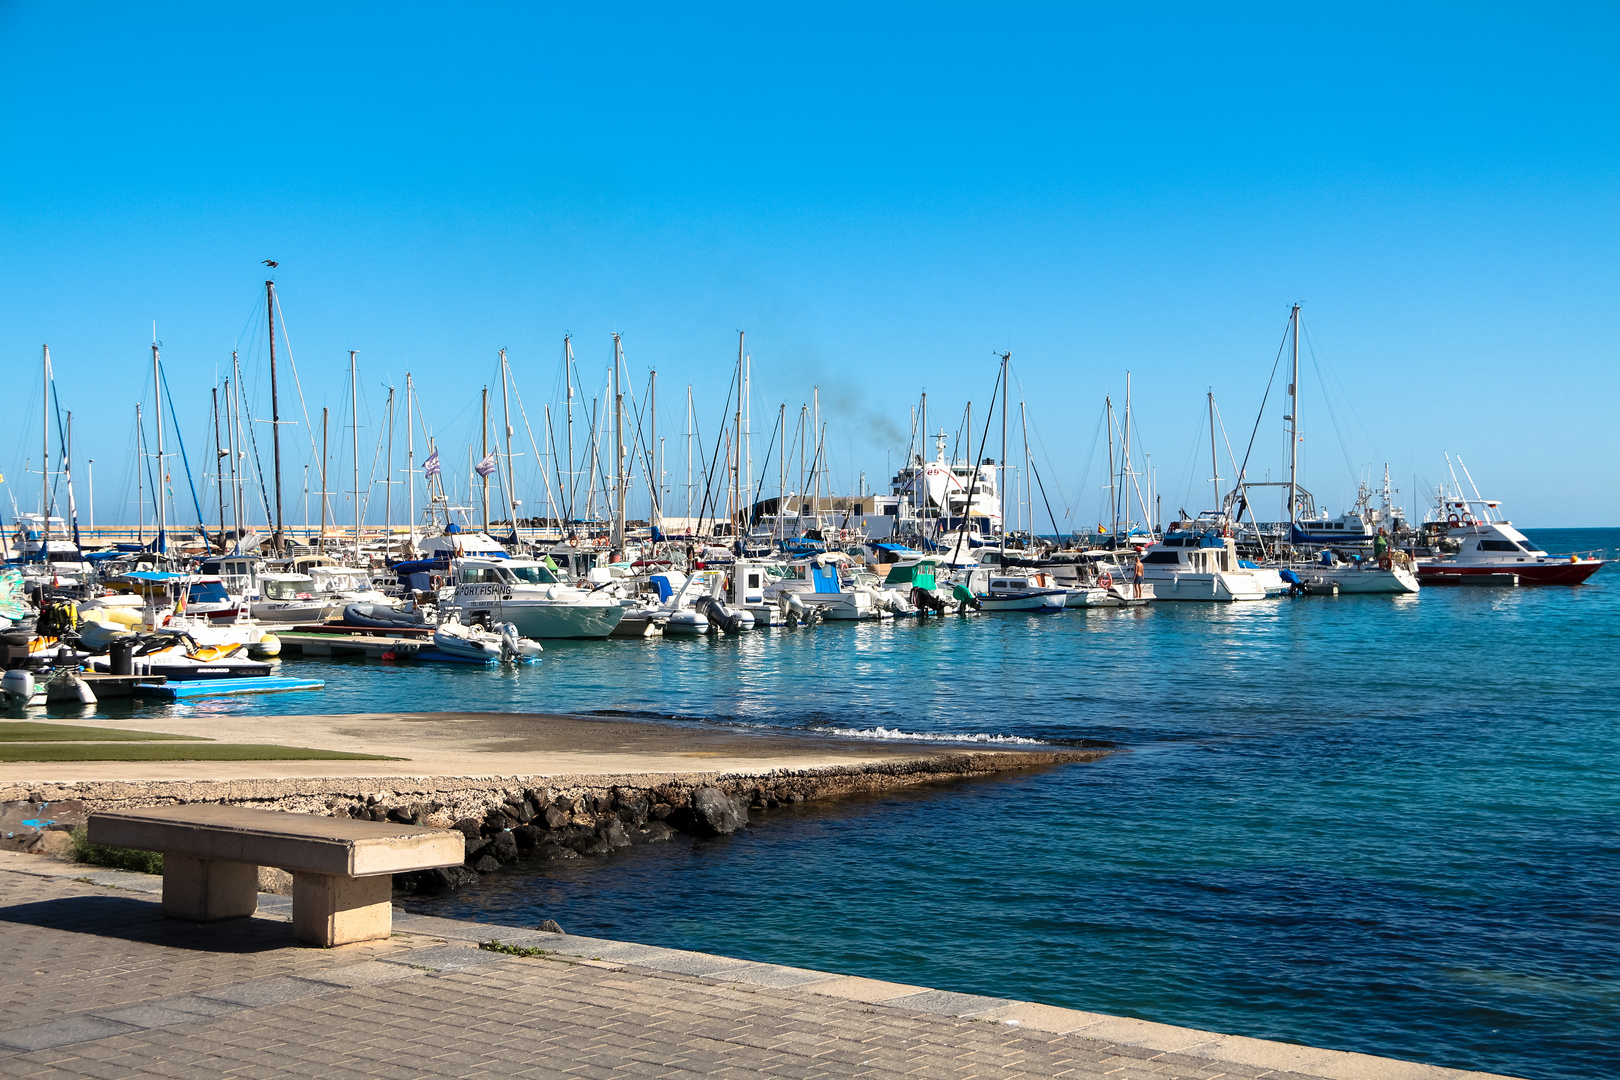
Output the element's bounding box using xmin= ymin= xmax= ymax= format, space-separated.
xmin=0 ymin=855 xmax=1516 ymax=1080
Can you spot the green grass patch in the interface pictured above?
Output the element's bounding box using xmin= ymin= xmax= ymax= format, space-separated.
xmin=0 ymin=744 xmax=401 ymax=762
xmin=69 ymin=824 xmax=163 ymax=875
xmin=0 ymin=722 xmax=210 ymax=743
xmin=480 ymin=940 xmax=553 ymax=958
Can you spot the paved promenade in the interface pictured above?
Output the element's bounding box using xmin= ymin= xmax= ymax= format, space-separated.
xmin=0 ymin=856 xmax=1517 ymax=1080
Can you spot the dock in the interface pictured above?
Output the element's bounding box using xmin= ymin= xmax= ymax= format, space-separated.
xmin=273 ymin=631 xmax=423 ymax=659
xmin=76 ymin=673 xmax=166 ymax=699
xmin=0 ymin=858 xmax=1518 ymax=1080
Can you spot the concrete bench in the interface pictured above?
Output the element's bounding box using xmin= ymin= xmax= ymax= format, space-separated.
xmin=88 ymin=805 xmax=463 ymax=947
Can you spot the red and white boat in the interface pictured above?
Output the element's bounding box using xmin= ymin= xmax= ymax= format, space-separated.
xmin=1416 ymin=499 xmax=1606 ymax=586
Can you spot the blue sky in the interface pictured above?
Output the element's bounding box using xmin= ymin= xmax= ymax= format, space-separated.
xmin=2 ymin=3 xmax=1615 ymax=530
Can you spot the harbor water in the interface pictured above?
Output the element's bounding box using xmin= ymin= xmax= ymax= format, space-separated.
xmin=102 ymin=529 xmax=1620 ymax=1080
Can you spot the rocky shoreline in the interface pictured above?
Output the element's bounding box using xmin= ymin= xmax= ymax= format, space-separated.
xmin=0 ymin=748 xmax=1108 ymax=891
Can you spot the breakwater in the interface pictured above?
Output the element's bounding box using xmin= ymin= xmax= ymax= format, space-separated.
xmin=0 ymin=746 xmax=1106 ymax=890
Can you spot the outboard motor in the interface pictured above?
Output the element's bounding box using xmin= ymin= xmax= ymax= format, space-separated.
xmin=696 ymin=595 xmax=751 ymax=634
xmin=1 ymin=669 xmax=35 ymax=708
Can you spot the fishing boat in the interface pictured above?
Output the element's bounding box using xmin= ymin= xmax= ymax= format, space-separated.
xmin=1418 ymin=515 xmax=1605 ymax=585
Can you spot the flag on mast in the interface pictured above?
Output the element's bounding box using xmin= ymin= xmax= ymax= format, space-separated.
xmin=474 ymin=451 xmax=498 ymax=478
xmin=422 ymin=450 xmax=441 ymax=478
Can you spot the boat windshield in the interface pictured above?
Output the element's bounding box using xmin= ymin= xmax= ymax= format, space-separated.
xmin=312 ymin=571 xmax=370 ymax=593
xmin=501 ymin=564 xmax=559 ymax=585
xmin=264 ymin=576 xmax=316 ymax=600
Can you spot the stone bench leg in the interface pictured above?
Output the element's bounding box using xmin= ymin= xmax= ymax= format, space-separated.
xmin=292 ymin=871 xmax=393 ymax=947
xmin=162 ymin=854 xmax=259 ymax=922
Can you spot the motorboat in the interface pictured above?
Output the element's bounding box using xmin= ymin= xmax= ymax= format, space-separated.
xmin=967 ymin=570 xmax=1067 ymax=611
xmin=251 ymin=574 xmax=342 ymax=624
xmin=431 ymin=615 xmax=543 ymax=662
xmin=1417 ymin=515 xmax=1605 ymax=585
xmin=1139 ymin=530 xmax=1267 ymax=601
xmin=443 ymin=557 xmax=624 ymax=638
xmin=762 ymin=554 xmax=882 ymax=620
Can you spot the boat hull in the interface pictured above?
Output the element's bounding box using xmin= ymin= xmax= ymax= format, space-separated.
xmin=486 ymin=600 xmax=626 ymax=639
xmin=1417 ymin=560 xmax=1605 ymax=585
xmin=1146 ymin=571 xmax=1267 ymax=602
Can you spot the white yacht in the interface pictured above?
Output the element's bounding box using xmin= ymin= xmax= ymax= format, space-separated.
xmin=444 ymin=556 xmax=624 ymax=638
xmin=1139 ymin=531 xmax=1268 ymax=601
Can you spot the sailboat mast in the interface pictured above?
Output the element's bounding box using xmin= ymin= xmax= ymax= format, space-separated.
xmin=152 ymin=341 xmax=167 ymax=557
xmin=405 ymin=374 xmax=415 ymax=535
xmin=685 ymin=385 xmax=693 ymax=522
xmin=319 ymin=408 xmax=329 ymax=554
xmin=733 ymin=332 xmax=744 ymax=542
xmin=1288 ymin=303 xmax=1301 ymax=528
xmin=648 ymin=368 xmax=659 ymax=533
xmin=1021 ymin=400 xmax=1031 ymax=542
xmin=350 ymin=351 xmax=360 ymax=559
xmin=613 ymin=334 xmax=626 ymax=554
xmin=999 ymin=351 xmax=1009 ymax=553
xmin=266 ymin=280 xmax=285 ymax=553
xmin=499 ymin=349 xmax=517 ymax=537
xmin=213 ymin=386 xmax=227 ymax=550
xmin=480 ymin=385 xmax=490 ymax=532
xmin=136 ymin=404 xmax=145 ymax=546
xmin=1208 ymin=390 xmax=1220 ymax=515
xmin=564 ymin=335 xmax=575 ymax=523
xmin=1122 ymin=371 xmax=1132 ymax=537
xmin=383 ymin=386 xmax=395 ymax=548
xmin=1105 ymin=396 xmax=1117 ymax=538
xmin=777 ymin=402 xmax=786 ymax=543
xmin=41 ymin=346 xmax=51 ymax=549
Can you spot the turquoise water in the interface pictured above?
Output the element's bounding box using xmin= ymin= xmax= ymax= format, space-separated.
xmin=109 ymin=529 xmax=1620 ymax=1079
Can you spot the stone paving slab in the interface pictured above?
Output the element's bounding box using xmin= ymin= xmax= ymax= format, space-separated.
xmin=0 ymin=860 xmax=1525 ymax=1080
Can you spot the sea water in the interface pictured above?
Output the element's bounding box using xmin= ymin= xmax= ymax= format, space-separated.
xmin=110 ymin=528 xmax=1620 ymax=1079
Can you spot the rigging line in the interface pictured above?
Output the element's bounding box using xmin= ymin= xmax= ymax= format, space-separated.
xmin=1234 ymin=317 xmax=1292 ymax=496
xmin=748 ymin=407 xmax=785 ymax=528
xmin=951 ymin=363 xmax=1003 ymax=549
xmin=1065 ymin=401 xmax=1108 ymax=519
xmin=1028 ymin=452 xmax=1062 ymax=543
xmin=268 ymin=292 xmax=325 ymax=483
xmin=1302 ymin=326 xmax=1359 ymax=489
xmin=510 ymin=375 xmax=563 ymax=531
xmin=158 ymin=365 xmax=208 ymax=531
xmin=694 ymin=367 xmax=737 ymax=538
xmin=1011 ymin=368 xmax=1070 ymax=527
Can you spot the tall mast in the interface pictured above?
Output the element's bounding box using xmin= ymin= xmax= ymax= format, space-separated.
xmin=1122 ymin=371 xmax=1132 ymax=537
xmin=811 ymin=384 xmax=820 ymax=517
xmin=613 ymin=334 xmax=626 ymax=553
xmin=999 ymin=351 xmax=1009 ymax=552
xmin=266 ymin=280 xmax=285 ymax=553
xmin=499 ymin=349 xmax=517 ymax=539
xmin=41 ymin=346 xmax=51 ymax=549
xmin=919 ymin=391 xmax=928 ymax=533
xmin=480 ymin=385 xmax=490 ymax=532
xmin=648 ymin=368 xmax=659 ymax=532
xmin=383 ymin=386 xmax=395 ymax=547
xmin=405 ymin=374 xmax=415 ymax=534
xmin=136 ymin=403 xmax=145 ymax=546
xmin=734 ymin=332 xmax=745 ymax=541
xmin=1105 ymin=395 xmax=1117 ymax=538
xmin=777 ymin=402 xmax=787 ymax=542
xmin=229 ymin=352 xmax=245 ymax=547
xmin=318 ymin=407 xmax=329 ymax=554
xmin=213 ymin=386 xmax=227 ymax=550
xmin=152 ymin=340 xmax=167 ymax=558
xmin=1208 ymin=390 xmax=1220 ymax=515
xmin=684 ymin=385 xmax=693 ymax=521
xmin=1021 ymin=400 xmax=1032 ymax=542
xmin=564 ymin=335 xmax=575 ymax=523
xmin=350 ymin=350 xmax=360 ymax=559
xmin=1287 ymin=303 xmax=1301 ymax=527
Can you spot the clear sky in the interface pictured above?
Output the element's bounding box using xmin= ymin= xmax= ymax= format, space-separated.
xmin=2 ymin=3 xmax=1615 ymax=531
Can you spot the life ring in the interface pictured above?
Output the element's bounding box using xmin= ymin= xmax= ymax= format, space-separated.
xmin=1379 ymin=555 xmax=1393 ymax=570
xmin=1097 ymin=572 xmax=1113 ymax=588
xmin=1462 ymin=516 xmax=1476 ymax=526
xmin=1447 ymin=514 xmax=1460 ymax=525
